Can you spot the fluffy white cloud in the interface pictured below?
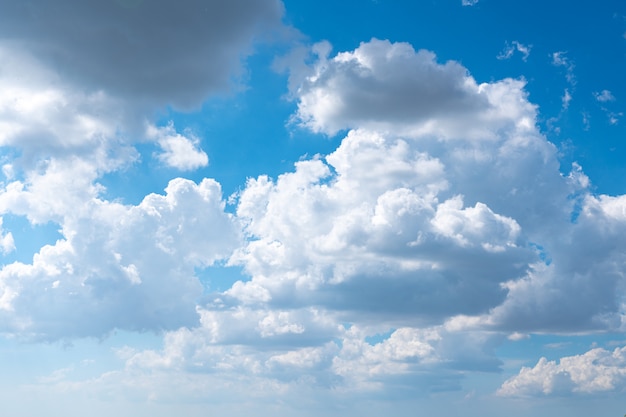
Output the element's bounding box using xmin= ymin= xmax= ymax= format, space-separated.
xmin=147 ymin=123 xmax=209 ymax=171
xmin=498 ymin=346 xmax=626 ymax=397
xmin=0 ymin=177 xmax=239 ymax=339
xmin=4 ymin=30 xmax=626 ymax=402
xmin=0 ymin=218 xmax=15 ymax=255
xmin=278 ymin=39 xmax=626 ymax=339
xmin=230 ymin=129 xmax=533 ymax=325
xmin=293 ymin=39 xmax=499 ymax=137
xmin=488 ymin=191 xmax=626 ymax=333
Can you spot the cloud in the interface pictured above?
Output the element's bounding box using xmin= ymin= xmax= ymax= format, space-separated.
xmin=230 ymin=129 xmax=535 ymax=325
xmin=0 ymin=218 xmax=15 ymax=255
xmin=237 ymin=39 xmax=626 ymax=352
xmin=147 ymin=123 xmax=209 ymax=171
xmin=562 ymin=88 xmax=572 ymax=110
xmin=0 ymin=1 xmax=280 ymax=340
xmin=0 ymin=0 xmax=285 ymax=110
xmin=4 ymin=33 xmax=626 ymax=402
xmin=291 ymin=39 xmax=537 ymax=139
xmin=594 ymin=90 xmax=616 ymax=102
xmin=551 ymin=51 xmax=576 ymax=86
xmin=462 ymin=0 xmax=479 ymax=6
xmin=0 ymin=176 xmax=239 ymax=340
xmin=497 ymin=41 xmax=532 ymax=62
xmin=498 ymin=346 xmax=626 ymax=397
xmin=592 ymin=90 xmax=621 ymax=125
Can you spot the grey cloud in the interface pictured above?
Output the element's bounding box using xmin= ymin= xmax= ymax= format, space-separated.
xmin=0 ymin=0 xmax=284 ymax=109
xmin=293 ymin=39 xmax=491 ymax=135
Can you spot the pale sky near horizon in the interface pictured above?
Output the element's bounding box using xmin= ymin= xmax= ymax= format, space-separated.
xmin=1 ymin=1 xmax=626 ymax=416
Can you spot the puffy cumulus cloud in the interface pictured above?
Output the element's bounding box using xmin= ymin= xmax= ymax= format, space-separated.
xmin=147 ymin=123 xmax=209 ymax=171
xmin=488 ymin=191 xmax=626 ymax=333
xmin=0 ymin=0 xmax=284 ymax=109
xmin=230 ymin=129 xmax=533 ymax=325
xmin=237 ymin=39 xmax=580 ymax=329
xmin=17 ymin=37 xmax=620 ymax=397
xmin=498 ymin=346 xmax=626 ymax=397
xmin=114 ymin=38 xmax=624 ymax=396
xmin=291 ymin=39 xmax=538 ymax=140
xmin=276 ymin=39 xmax=626 ymax=339
xmin=0 ymin=217 xmax=15 ymax=255
xmin=0 ymin=177 xmax=239 ymax=340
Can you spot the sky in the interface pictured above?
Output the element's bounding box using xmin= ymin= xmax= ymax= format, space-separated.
xmin=0 ymin=0 xmax=626 ymax=416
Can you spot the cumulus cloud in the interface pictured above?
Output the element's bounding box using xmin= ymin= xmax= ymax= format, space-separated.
xmin=97 ymin=38 xmax=603 ymax=393
xmin=223 ymin=39 xmax=626 ymax=382
xmin=498 ymin=346 xmax=626 ymax=397
xmin=230 ymin=129 xmax=535 ymax=325
xmin=4 ymin=29 xmax=626 ymax=401
xmin=0 ymin=218 xmax=15 ymax=255
xmin=0 ymin=177 xmax=239 ymax=339
xmin=0 ymin=0 xmax=281 ymax=339
xmin=147 ymin=123 xmax=209 ymax=171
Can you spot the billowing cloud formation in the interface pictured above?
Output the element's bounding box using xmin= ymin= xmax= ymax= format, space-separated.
xmin=0 ymin=1 xmax=280 ymax=340
xmin=68 ymin=38 xmax=626 ymax=398
xmin=230 ymin=129 xmax=533 ymax=323
xmin=0 ymin=176 xmax=238 ymax=339
xmin=498 ymin=346 xmax=626 ymax=397
xmin=147 ymin=123 xmax=209 ymax=170
xmin=2 ymin=32 xmax=626 ymax=402
xmin=0 ymin=0 xmax=284 ymax=109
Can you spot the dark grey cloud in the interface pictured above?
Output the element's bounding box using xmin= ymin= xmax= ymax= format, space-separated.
xmin=0 ymin=0 xmax=284 ymax=108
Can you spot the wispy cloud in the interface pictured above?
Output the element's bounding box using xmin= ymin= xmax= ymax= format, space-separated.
xmin=497 ymin=41 xmax=532 ymax=62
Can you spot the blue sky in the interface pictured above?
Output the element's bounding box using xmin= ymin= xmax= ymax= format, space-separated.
xmin=0 ymin=0 xmax=626 ymax=416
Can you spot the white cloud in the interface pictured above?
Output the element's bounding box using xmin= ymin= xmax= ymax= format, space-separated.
xmin=147 ymin=123 xmax=209 ymax=171
xmin=3 ymin=32 xmax=626 ymax=403
xmin=250 ymin=38 xmax=626 ymax=342
xmin=594 ymin=89 xmax=616 ymax=102
xmin=0 ymin=177 xmax=239 ymax=339
xmin=0 ymin=217 xmax=15 ymax=255
xmin=497 ymin=41 xmax=532 ymax=62
xmin=551 ymin=51 xmax=576 ymax=85
xmin=498 ymin=346 xmax=626 ymax=397
xmin=487 ymin=191 xmax=626 ymax=333
xmin=292 ymin=39 xmax=492 ymax=136
xmin=562 ymin=88 xmax=572 ymax=110
xmin=462 ymin=0 xmax=479 ymax=6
